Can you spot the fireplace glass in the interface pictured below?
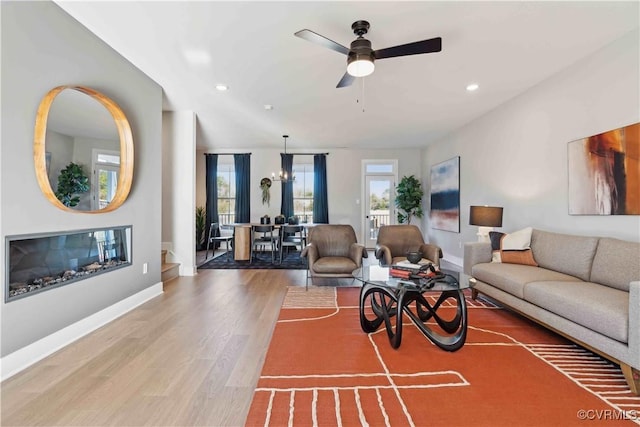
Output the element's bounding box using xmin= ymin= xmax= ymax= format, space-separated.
xmin=6 ymin=225 xmax=132 ymax=302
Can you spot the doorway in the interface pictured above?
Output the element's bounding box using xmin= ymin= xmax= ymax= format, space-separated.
xmin=362 ymin=160 xmax=398 ymax=248
xmin=92 ymin=149 xmax=120 ymax=210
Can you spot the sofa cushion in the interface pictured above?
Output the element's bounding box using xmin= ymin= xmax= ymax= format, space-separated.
xmin=590 ymin=238 xmax=640 ymax=292
xmin=313 ymin=257 xmax=357 ymax=274
xmin=530 ymin=230 xmax=598 ymax=281
xmin=472 ymin=263 xmax=580 ymax=299
xmin=523 ymin=281 xmax=629 ymax=343
xmin=489 ymin=228 xmax=538 ymax=266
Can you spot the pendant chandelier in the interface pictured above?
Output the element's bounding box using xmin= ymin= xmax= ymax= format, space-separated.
xmin=272 ymin=135 xmax=296 ymax=182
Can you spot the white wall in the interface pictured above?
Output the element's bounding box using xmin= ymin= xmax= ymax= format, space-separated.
xmin=195 ymin=147 xmax=423 ymax=242
xmin=1 ymin=1 xmax=163 ymax=357
xmin=162 ymin=111 xmax=197 ymax=275
xmin=423 ymin=29 xmax=640 ymax=265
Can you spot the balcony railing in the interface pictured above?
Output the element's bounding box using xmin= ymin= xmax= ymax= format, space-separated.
xmin=368 ymin=212 xmax=390 ymax=240
xmin=368 ymin=213 xmax=390 ymax=228
xmin=218 ymin=213 xmax=236 ymax=225
xmin=216 ymin=212 xmax=389 ymax=227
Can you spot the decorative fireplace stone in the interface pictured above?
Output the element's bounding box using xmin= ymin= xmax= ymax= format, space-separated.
xmin=6 ymin=226 xmax=131 ymax=302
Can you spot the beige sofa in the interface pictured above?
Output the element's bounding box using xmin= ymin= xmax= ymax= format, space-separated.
xmin=464 ymin=229 xmax=640 ymax=394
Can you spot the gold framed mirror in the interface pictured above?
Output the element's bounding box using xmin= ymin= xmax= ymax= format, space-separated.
xmin=34 ymin=86 xmax=134 ymax=213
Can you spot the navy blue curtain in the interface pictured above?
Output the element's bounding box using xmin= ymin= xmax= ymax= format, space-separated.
xmin=234 ymin=154 xmax=251 ymax=223
xmin=313 ymin=154 xmax=329 ymax=223
xmin=205 ymin=154 xmax=219 ymax=228
xmin=205 ymin=154 xmax=219 ymax=248
xmin=280 ymin=153 xmax=294 ymax=218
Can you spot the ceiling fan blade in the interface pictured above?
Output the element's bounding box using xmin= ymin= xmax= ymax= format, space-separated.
xmin=374 ymin=37 xmax=442 ymax=60
xmin=336 ymin=72 xmax=355 ymax=88
xmin=294 ymin=29 xmax=350 ymax=55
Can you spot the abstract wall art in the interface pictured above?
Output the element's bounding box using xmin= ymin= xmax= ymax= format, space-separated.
xmin=568 ymin=123 xmax=639 ymax=215
xmin=430 ymin=156 xmax=460 ymax=232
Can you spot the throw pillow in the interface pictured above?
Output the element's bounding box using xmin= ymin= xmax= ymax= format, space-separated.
xmin=489 ymin=227 xmax=538 ymax=266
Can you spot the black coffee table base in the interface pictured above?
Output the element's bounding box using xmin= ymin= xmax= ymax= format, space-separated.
xmin=359 ymin=282 xmax=467 ymax=351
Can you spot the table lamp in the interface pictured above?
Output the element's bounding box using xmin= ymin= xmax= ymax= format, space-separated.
xmin=469 ymin=205 xmax=503 ymax=242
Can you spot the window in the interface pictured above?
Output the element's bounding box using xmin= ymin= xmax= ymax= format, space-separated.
xmin=292 ymin=161 xmax=314 ymax=222
xmin=217 ymin=163 xmax=236 ymax=224
xmin=365 ymin=163 xmax=394 ymax=174
xmin=92 ymin=149 xmax=120 ymax=210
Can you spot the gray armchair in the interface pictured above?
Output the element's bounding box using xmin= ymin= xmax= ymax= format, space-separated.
xmin=301 ymin=224 xmax=368 ymax=289
xmin=375 ymin=224 xmax=442 ymax=266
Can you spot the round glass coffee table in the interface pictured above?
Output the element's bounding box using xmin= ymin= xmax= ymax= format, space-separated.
xmin=353 ymin=265 xmax=470 ymax=351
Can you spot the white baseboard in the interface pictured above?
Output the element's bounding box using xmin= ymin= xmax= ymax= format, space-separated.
xmin=1 ymin=282 xmax=163 ymax=382
xmin=179 ymin=265 xmax=197 ymax=276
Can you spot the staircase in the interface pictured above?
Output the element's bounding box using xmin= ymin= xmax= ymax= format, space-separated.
xmin=161 ymin=250 xmax=180 ymax=283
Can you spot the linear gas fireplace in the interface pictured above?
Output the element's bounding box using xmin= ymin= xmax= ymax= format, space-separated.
xmin=6 ymin=225 xmax=132 ymax=302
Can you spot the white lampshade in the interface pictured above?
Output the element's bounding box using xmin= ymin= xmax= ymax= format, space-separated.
xmin=347 ymin=58 xmax=375 ymax=77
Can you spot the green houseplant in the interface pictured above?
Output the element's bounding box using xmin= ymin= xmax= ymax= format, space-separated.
xmin=55 ymin=162 xmax=90 ymax=207
xmin=195 ymin=206 xmax=206 ymax=250
xmin=395 ymin=175 xmax=424 ymax=224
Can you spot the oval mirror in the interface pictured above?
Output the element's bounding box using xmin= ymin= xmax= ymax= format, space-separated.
xmin=34 ymin=86 xmax=134 ymax=213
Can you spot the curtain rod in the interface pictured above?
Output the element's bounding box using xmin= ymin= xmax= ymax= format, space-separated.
xmin=203 ymin=152 xmax=329 ymax=156
xmin=203 ymin=153 xmax=252 ymax=155
xmin=279 ymin=152 xmax=330 ymax=156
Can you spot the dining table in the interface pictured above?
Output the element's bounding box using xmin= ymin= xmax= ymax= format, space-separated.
xmin=230 ymin=222 xmax=315 ymax=261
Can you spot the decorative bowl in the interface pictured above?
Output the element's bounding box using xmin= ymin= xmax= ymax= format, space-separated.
xmin=406 ymin=251 xmax=422 ymax=264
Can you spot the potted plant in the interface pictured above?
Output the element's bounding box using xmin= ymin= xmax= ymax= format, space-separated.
xmin=55 ymin=162 xmax=90 ymax=207
xmin=195 ymin=206 xmax=206 ymax=250
xmin=395 ymin=175 xmax=424 ymax=224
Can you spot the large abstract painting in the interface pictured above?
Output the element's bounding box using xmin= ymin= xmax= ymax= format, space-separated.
xmin=568 ymin=123 xmax=639 ymax=215
xmin=430 ymin=156 xmax=460 ymax=232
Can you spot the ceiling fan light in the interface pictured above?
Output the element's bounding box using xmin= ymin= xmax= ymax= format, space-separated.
xmin=347 ymin=56 xmax=375 ymax=77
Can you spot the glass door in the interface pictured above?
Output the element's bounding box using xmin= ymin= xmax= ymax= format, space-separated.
xmin=365 ymin=175 xmax=395 ymax=248
xmin=94 ymin=165 xmax=118 ymax=210
xmin=92 ymin=149 xmax=120 ymax=210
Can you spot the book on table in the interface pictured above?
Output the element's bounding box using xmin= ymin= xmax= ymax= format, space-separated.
xmin=389 ymin=261 xmax=438 ymax=279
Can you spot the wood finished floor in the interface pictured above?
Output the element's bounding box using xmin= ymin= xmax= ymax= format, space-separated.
xmin=1 ymin=268 xmax=307 ymax=427
xmin=1 ymin=252 xmax=456 ymax=426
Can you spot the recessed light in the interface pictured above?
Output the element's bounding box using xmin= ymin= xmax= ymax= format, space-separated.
xmin=264 ymin=104 xmax=274 ymax=110
xmin=466 ymin=83 xmax=479 ymax=92
xmin=215 ymin=84 xmax=229 ymax=91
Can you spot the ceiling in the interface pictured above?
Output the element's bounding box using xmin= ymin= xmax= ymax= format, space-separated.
xmin=55 ymin=1 xmax=639 ymax=151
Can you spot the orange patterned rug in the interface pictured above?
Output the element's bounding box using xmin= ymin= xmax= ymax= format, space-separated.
xmin=246 ymin=287 xmax=640 ymax=426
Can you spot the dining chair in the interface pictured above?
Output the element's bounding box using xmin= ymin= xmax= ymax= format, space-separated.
xmin=205 ymin=222 xmax=234 ymax=261
xmin=279 ymin=224 xmax=305 ymax=264
xmin=251 ymin=224 xmax=278 ymax=264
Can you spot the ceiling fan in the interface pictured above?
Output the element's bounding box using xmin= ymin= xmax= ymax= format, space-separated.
xmin=294 ymin=20 xmax=442 ymax=88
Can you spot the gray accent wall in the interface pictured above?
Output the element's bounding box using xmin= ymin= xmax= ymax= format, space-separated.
xmin=423 ymin=29 xmax=640 ymax=262
xmin=1 ymin=2 xmax=163 ymax=356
